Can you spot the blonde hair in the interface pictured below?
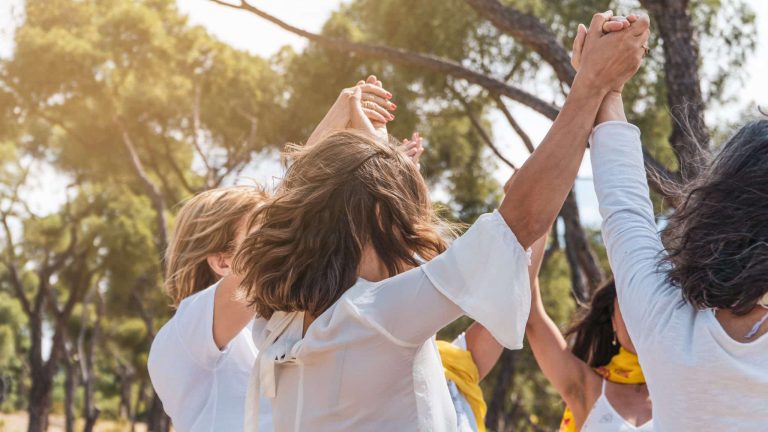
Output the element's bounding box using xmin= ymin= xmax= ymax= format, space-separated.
xmin=165 ymin=185 xmax=269 ymax=306
xmin=233 ymin=130 xmax=454 ymax=319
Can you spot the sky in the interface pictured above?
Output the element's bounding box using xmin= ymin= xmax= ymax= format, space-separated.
xmin=1 ymin=0 xmax=766 ymax=226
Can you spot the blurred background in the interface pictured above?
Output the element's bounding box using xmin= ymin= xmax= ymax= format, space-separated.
xmin=0 ymin=0 xmax=764 ymax=430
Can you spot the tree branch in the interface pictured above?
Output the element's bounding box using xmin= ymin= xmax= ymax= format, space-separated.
xmin=463 ymin=0 xmax=576 ymax=85
xmin=492 ymin=94 xmax=535 ymax=153
xmin=451 ymin=89 xmax=518 ymax=170
xmin=114 ymin=117 xmax=169 ymax=271
xmin=208 ymin=0 xmax=560 ymax=120
xmin=0 ymin=212 xmax=32 ymax=316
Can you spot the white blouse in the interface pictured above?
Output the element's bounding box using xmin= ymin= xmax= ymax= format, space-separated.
xmin=147 ymin=282 xmax=273 ymax=432
xmin=244 ymin=211 xmax=531 ymax=431
xmin=590 ymin=121 xmax=768 ymax=431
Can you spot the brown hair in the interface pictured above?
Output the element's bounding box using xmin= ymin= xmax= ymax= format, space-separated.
xmin=564 ymin=280 xmax=619 ymax=368
xmin=661 ymin=120 xmax=768 ymax=315
xmin=165 ymin=185 xmax=269 ymax=306
xmin=233 ymin=130 xmax=452 ymax=319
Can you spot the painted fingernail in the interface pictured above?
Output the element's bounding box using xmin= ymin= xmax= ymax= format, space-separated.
xmin=390 ymin=103 xmax=397 ymax=110
xmin=386 ymin=92 xmax=392 ymax=98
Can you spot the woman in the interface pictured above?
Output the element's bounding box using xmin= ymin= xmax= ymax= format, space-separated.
xmin=147 ymin=77 xmax=398 ymax=432
xmin=590 ymin=54 xmax=768 ymax=431
xmin=526 ymin=271 xmax=652 ymax=431
xmin=148 ymin=186 xmax=273 ymax=432
xmin=236 ymin=12 xmax=649 ymax=430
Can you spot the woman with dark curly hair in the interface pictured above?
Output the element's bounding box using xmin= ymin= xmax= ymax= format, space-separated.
xmin=590 ymin=91 xmax=768 ymax=428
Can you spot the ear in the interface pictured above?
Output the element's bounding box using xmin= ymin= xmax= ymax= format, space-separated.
xmin=207 ymin=253 xmax=232 ymax=278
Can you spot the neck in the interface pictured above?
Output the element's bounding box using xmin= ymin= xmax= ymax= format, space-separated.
xmin=357 ymin=244 xmax=389 ymax=282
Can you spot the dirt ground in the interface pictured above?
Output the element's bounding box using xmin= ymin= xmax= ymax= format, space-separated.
xmin=0 ymin=413 xmax=152 ymax=432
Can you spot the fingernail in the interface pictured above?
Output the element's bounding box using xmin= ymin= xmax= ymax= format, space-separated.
xmin=391 ymin=103 xmax=397 ymax=110
xmin=391 ymin=114 xmax=395 ymax=120
xmin=386 ymin=92 xmax=392 ymax=98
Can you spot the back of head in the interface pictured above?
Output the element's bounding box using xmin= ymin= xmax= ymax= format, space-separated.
xmin=165 ymin=185 xmax=269 ymax=306
xmin=663 ymin=120 xmax=768 ymax=314
xmin=234 ymin=130 xmax=450 ymax=319
xmin=565 ymin=280 xmax=619 ymax=368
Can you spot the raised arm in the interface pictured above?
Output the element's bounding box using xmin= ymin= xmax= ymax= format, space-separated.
xmin=525 ymin=233 xmax=597 ymax=419
xmin=500 ymin=12 xmax=650 ymax=248
xmin=590 ymin=95 xmax=677 ymax=347
xmin=305 ymin=76 xmax=394 ymax=147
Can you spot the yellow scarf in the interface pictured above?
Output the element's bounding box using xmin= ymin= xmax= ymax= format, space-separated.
xmin=559 ymin=348 xmax=645 ymax=432
xmin=437 ymin=340 xmax=487 ymax=432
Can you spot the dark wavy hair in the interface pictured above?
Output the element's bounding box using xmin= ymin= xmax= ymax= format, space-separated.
xmin=661 ymin=120 xmax=768 ymax=315
xmin=564 ymin=280 xmax=619 ymax=368
xmin=233 ymin=130 xmax=453 ymax=319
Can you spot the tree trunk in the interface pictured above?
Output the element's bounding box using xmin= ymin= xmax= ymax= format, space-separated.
xmin=146 ymin=392 xmax=171 ymax=432
xmin=485 ymin=350 xmax=517 ymax=431
xmin=26 ymin=370 xmax=52 ymax=432
xmin=64 ymin=353 xmax=78 ymax=432
xmin=640 ymin=0 xmax=710 ymax=180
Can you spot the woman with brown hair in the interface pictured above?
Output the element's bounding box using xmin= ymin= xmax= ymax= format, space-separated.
xmin=237 ymin=12 xmax=649 ymax=430
xmin=147 ymin=77 xmax=398 ymax=432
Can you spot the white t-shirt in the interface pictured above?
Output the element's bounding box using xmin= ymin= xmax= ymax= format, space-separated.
xmin=590 ymin=122 xmax=768 ymax=431
xmin=244 ymin=211 xmax=531 ymax=431
xmin=147 ymin=282 xmax=273 ymax=432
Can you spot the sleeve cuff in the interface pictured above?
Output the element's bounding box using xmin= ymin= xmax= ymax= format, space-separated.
xmin=588 ymin=121 xmax=641 ymax=148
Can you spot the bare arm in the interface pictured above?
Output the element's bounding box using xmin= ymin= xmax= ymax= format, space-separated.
xmin=465 ymin=322 xmax=503 ymax=380
xmin=525 ymin=234 xmax=597 ymax=421
xmin=305 ymin=78 xmax=393 ymax=147
xmin=499 ymin=12 xmax=650 ymax=248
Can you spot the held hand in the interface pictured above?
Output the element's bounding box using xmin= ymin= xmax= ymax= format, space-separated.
xmin=575 ymin=11 xmax=650 ymax=94
xmin=356 ymin=75 xmax=396 ymax=126
xmin=348 ymin=86 xmax=380 ymax=139
xmin=398 ymin=132 xmax=424 ymax=169
xmin=572 ymin=15 xmax=638 ymax=72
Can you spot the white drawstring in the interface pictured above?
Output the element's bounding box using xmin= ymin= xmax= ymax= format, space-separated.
xmin=244 ymin=311 xmax=304 ymax=431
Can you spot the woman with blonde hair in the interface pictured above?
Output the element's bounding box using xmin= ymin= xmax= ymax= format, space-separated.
xmin=237 ymin=12 xmax=649 ymax=430
xmin=148 ymin=185 xmax=275 ymax=432
xmin=148 ymin=76 xmax=400 ymax=432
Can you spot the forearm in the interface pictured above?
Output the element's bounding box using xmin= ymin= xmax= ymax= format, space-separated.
xmin=465 ymin=322 xmax=503 ymax=381
xmin=305 ymin=98 xmax=348 ymax=148
xmin=596 ymin=91 xmax=626 ymax=124
xmin=212 ymin=274 xmax=254 ymax=349
xmin=500 ymin=76 xmax=608 ymax=248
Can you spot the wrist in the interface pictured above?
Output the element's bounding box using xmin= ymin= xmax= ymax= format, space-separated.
xmin=572 ymin=70 xmax=612 ymax=97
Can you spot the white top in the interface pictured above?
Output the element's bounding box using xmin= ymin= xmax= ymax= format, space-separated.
xmin=445 ymin=333 xmax=477 ymax=432
xmin=590 ymin=122 xmax=768 ymax=431
xmin=244 ymin=211 xmax=531 ymax=431
xmin=147 ymin=282 xmax=273 ymax=432
xmin=581 ymin=380 xmax=653 ymax=432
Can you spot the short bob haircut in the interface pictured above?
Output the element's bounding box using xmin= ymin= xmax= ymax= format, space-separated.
xmin=233 ymin=130 xmax=453 ymax=319
xmin=662 ymin=120 xmax=768 ymax=314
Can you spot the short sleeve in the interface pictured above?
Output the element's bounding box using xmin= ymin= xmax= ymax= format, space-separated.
xmin=168 ymin=283 xmax=227 ymax=369
xmin=351 ymin=211 xmax=531 ymax=350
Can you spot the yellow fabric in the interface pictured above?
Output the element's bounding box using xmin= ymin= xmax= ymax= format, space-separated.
xmin=437 ymin=340 xmax=487 ymax=432
xmin=559 ymin=348 xmax=645 ymax=431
